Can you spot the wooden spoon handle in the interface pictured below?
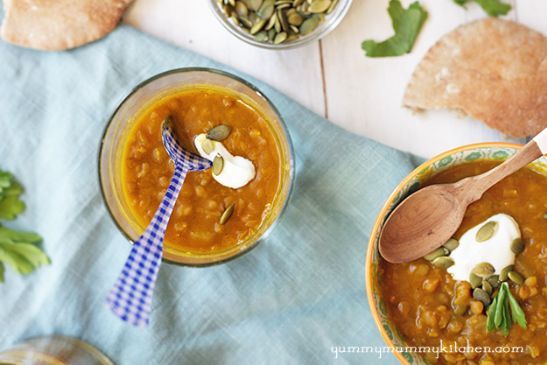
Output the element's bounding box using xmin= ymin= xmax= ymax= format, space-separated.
xmin=460 ymin=128 xmax=546 ymax=201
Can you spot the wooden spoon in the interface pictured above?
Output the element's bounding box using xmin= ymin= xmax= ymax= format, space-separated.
xmin=380 ymin=128 xmax=547 ymax=263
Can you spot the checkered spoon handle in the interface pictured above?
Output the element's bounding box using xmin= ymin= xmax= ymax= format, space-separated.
xmin=106 ymin=118 xmax=211 ymax=326
xmin=106 ymin=164 xmax=187 ymax=326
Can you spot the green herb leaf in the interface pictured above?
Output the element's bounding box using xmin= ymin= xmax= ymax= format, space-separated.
xmin=0 ymin=170 xmax=26 ymax=221
xmin=0 ymin=232 xmax=49 ymax=276
xmin=486 ymin=294 xmax=497 ymax=331
xmin=362 ymin=0 xmax=428 ymax=57
xmin=494 ymin=284 xmax=506 ymax=327
xmin=486 ymin=282 xmax=528 ymax=335
xmin=452 ymin=0 xmax=511 ymax=17
xmin=506 ymin=285 xmax=527 ymax=329
xmin=0 ymin=262 xmax=4 ymax=283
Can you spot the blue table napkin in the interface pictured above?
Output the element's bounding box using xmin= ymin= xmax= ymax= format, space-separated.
xmin=0 ymin=24 xmax=419 ymax=364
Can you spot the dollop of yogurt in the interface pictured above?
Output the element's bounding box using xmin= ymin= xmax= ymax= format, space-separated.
xmin=194 ymin=134 xmax=255 ymax=189
xmin=447 ymin=213 xmax=520 ymax=282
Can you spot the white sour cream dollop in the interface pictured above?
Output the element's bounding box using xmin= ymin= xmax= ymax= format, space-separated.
xmin=194 ymin=134 xmax=255 ymax=189
xmin=447 ymin=213 xmax=520 ymax=282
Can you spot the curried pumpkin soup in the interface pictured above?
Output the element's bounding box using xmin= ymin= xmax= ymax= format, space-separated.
xmin=121 ymin=85 xmax=283 ymax=257
xmin=379 ymin=161 xmax=547 ymax=364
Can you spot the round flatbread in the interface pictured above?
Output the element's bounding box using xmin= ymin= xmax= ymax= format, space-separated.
xmin=1 ymin=0 xmax=134 ymax=51
xmin=404 ymin=18 xmax=547 ymax=138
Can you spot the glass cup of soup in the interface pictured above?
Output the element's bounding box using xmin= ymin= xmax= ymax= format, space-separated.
xmin=99 ymin=68 xmax=294 ymax=266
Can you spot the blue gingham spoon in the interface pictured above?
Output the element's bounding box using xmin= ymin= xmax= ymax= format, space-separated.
xmin=106 ymin=117 xmax=212 ymax=326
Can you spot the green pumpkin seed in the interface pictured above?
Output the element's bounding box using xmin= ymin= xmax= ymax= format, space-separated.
xmin=431 ymin=256 xmax=454 ymax=269
xmin=254 ymin=31 xmax=269 ymax=42
xmin=473 ymin=288 xmax=491 ymax=306
xmin=472 ymin=262 xmax=495 ymax=278
xmin=250 ymin=18 xmax=267 ymax=34
xmin=287 ymin=11 xmax=303 ymax=26
xmin=207 ymin=125 xmax=232 ymax=141
xmin=245 ymin=0 xmax=263 ymax=11
xmin=201 ymin=138 xmax=215 ymax=154
xmin=511 ymin=238 xmax=524 ymax=254
xmin=482 ymin=280 xmax=493 ymax=295
xmin=299 ymin=14 xmax=322 ymax=36
xmin=487 ymin=275 xmax=500 ymax=288
xmin=309 ymin=0 xmax=331 ymax=13
xmin=499 ymin=265 xmax=514 ymax=281
xmin=443 ymin=238 xmax=459 ymax=252
xmin=213 ymin=155 xmax=224 ymax=176
xmin=257 ymin=0 xmax=275 ymax=19
xmin=277 ymin=9 xmax=289 ymax=32
xmin=469 ymin=273 xmax=482 ymax=289
xmin=423 ymin=247 xmax=448 ymax=261
xmin=220 ymin=203 xmax=235 ymax=224
xmin=235 ymin=1 xmax=249 ymax=17
xmin=265 ymin=12 xmax=277 ymax=30
xmin=274 ymin=32 xmax=288 ymax=44
xmin=476 ymin=221 xmax=498 ymax=242
xmin=507 ymin=271 xmax=524 ymax=285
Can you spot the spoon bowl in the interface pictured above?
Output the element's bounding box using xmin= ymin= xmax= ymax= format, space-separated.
xmin=379 ymin=128 xmax=547 ymax=263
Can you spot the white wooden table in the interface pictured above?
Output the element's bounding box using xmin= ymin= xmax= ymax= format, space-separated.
xmin=124 ymin=0 xmax=547 ymax=157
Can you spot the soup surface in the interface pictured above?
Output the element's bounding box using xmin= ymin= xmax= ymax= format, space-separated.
xmin=379 ymin=161 xmax=547 ymax=364
xmin=121 ymin=86 xmax=282 ymax=256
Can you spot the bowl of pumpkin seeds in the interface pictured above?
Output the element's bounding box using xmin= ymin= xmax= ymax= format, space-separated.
xmin=211 ymin=0 xmax=352 ymax=49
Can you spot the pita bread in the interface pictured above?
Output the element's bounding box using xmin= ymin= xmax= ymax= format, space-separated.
xmin=404 ymin=18 xmax=547 ymax=138
xmin=1 ymin=0 xmax=133 ymax=51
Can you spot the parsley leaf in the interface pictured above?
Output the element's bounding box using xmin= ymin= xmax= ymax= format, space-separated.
xmin=453 ymin=0 xmax=511 ymax=17
xmin=0 ymin=169 xmax=49 ymax=283
xmin=0 ymin=225 xmax=49 ymax=277
xmin=0 ymin=171 xmax=26 ymax=220
xmin=362 ymin=0 xmax=428 ymax=57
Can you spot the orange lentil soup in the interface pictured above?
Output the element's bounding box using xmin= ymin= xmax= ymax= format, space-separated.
xmin=121 ymin=86 xmax=282 ymax=256
xmin=379 ymin=161 xmax=547 ymax=364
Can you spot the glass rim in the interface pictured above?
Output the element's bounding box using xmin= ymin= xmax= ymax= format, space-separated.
xmin=208 ymin=0 xmax=353 ymax=50
xmin=98 ymin=67 xmax=295 ymax=267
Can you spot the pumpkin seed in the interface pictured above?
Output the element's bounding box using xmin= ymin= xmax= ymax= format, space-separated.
xmin=287 ymin=11 xmax=303 ymax=26
xmin=423 ymin=247 xmax=448 ymax=261
xmin=201 ymin=138 xmax=215 ymax=154
xmin=245 ymin=0 xmax=263 ymax=11
xmin=507 ymin=271 xmax=524 ymax=285
xmin=476 ymin=221 xmax=498 ymax=242
xmin=473 ymin=288 xmax=491 ymax=306
xmin=254 ymin=31 xmax=269 ymax=42
xmin=220 ymin=203 xmax=235 ymax=224
xmin=443 ymin=238 xmax=459 ymax=252
xmin=309 ymin=0 xmax=331 ymax=13
xmin=250 ymin=18 xmax=267 ymax=34
xmin=511 ymin=238 xmax=524 ymax=254
xmin=278 ymin=9 xmax=289 ymax=32
xmin=300 ymin=14 xmax=322 ymax=35
xmin=257 ymin=0 xmax=275 ymax=19
xmin=235 ymin=1 xmax=249 ymax=17
xmin=487 ymin=275 xmax=500 ymax=288
xmin=207 ymin=124 xmax=232 ymax=141
xmin=472 ymin=262 xmax=495 ymax=278
xmin=431 ymin=256 xmax=454 ymax=269
xmin=499 ymin=265 xmax=514 ymax=281
xmin=469 ymin=273 xmax=482 ymax=289
xmin=274 ymin=31 xmax=288 ymax=44
xmin=213 ymin=155 xmax=224 ymax=176
xmin=482 ymin=280 xmax=493 ymax=295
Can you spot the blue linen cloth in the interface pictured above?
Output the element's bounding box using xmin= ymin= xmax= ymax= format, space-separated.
xmin=0 ymin=24 xmax=419 ymax=364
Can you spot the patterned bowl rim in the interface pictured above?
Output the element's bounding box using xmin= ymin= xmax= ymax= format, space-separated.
xmin=364 ymin=141 xmax=544 ymax=365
